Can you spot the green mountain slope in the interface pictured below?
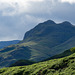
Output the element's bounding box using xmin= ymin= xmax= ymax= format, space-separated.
xmin=0 ymin=52 xmax=75 ymax=75
xmin=0 ymin=40 xmax=20 ymax=49
xmin=0 ymin=20 xmax=75 ymax=68
xmin=9 ymin=47 xmax=74 ymax=67
xmin=43 ymin=48 xmax=74 ymax=61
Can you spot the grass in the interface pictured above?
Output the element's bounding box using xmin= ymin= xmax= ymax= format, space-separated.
xmin=0 ymin=53 xmax=75 ymax=75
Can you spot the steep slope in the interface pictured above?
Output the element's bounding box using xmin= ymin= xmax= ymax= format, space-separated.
xmin=0 ymin=40 xmax=20 ymax=49
xmin=0 ymin=20 xmax=75 ymax=68
xmin=0 ymin=52 xmax=75 ymax=75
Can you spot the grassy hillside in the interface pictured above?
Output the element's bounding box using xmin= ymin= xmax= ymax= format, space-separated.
xmin=9 ymin=47 xmax=75 ymax=67
xmin=8 ymin=47 xmax=75 ymax=67
xmin=0 ymin=41 xmax=49 ymax=68
xmin=0 ymin=53 xmax=75 ymax=75
xmin=0 ymin=20 xmax=75 ymax=68
xmin=43 ymin=49 xmax=73 ymax=61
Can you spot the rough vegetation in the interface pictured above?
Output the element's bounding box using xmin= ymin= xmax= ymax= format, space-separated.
xmin=0 ymin=53 xmax=75 ymax=75
xmin=70 ymin=47 xmax=75 ymax=53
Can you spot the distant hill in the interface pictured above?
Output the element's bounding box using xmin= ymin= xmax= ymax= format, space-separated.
xmin=0 ymin=20 xmax=75 ymax=68
xmin=0 ymin=40 xmax=20 ymax=49
xmin=0 ymin=52 xmax=75 ymax=75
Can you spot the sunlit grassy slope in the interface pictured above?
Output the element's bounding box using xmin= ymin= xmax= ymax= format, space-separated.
xmin=0 ymin=53 xmax=75 ymax=75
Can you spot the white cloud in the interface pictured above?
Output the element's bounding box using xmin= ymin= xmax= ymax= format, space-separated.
xmin=0 ymin=35 xmax=18 ymax=41
xmin=61 ymin=0 xmax=75 ymax=4
xmin=0 ymin=0 xmax=44 ymax=16
xmin=0 ymin=0 xmax=28 ymax=16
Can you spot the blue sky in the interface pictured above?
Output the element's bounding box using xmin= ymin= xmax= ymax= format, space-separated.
xmin=0 ymin=0 xmax=75 ymax=41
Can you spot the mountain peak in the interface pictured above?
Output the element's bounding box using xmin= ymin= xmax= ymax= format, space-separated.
xmin=62 ymin=21 xmax=72 ymax=25
xmin=43 ymin=20 xmax=56 ymax=25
